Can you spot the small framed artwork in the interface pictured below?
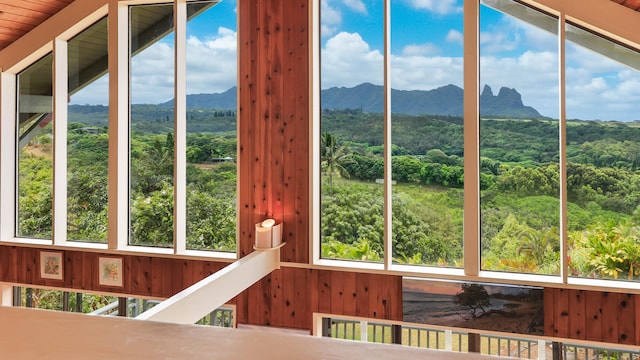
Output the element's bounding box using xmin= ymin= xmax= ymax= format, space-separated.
xmin=98 ymin=256 xmax=124 ymax=287
xmin=40 ymin=251 xmax=63 ymax=280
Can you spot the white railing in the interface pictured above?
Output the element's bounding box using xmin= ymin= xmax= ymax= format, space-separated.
xmin=136 ymin=247 xmax=280 ymax=324
xmin=321 ymin=315 xmax=640 ymax=360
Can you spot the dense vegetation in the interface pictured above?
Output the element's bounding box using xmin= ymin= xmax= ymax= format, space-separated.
xmin=321 ymin=110 xmax=640 ymax=280
xmin=17 ymin=103 xmax=640 ymax=281
xmin=19 ymin=106 xmax=237 ymax=251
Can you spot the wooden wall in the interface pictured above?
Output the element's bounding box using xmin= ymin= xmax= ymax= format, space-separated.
xmin=0 ymin=245 xmax=403 ymax=330
xmin=237 ymin=0 xmax=309 ymax=264
xmin=544 ymin=287 xmax=640 ymax=345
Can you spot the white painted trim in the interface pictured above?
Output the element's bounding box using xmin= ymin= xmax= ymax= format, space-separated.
xmin=174 ymin=0 xmax=187 ymax=255
xmin=136 ymin=248 xmax=280 ymax=324
xmin=0 ymin=72 xmax=17 ymax=240
xmin=0 ymin=285 xmax=12 ymax=306
xmin=53 ymin=38 xmax=69 ymax=246
xmin=108 ymin=0 xmax=130 ymax=250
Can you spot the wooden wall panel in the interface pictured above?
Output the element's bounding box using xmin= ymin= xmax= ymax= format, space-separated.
xmin=545 ymin=286 xmax=640 ymax=346
xmin=567 ymin=289 xmax=585 ymax=340
xmin=280 ymin=0 xmax=309 ymax=263
xmin=617 ymin=293 xmax=634 ymax=344
xmin=0 ymin=246 xmax=228 ymax=300
xmin=601 ymin=292 xmax=619 ymax=344
xmin=552 ymin=288 xmax=570 ymax=338
xmin=585 ymin=291 xmax=603 ymax=341
xmin=237 ymin=0 xmax=309 ymax=263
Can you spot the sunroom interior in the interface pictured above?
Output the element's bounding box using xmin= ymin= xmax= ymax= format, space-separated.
xmin=1 ymin=0 xmax=640 ymax=358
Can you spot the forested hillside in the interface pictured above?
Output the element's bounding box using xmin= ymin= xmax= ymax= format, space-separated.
xmin=22 ymin=98 xmax=640 ymax=281
xmin=320 ymin=109 xmax=640 ymax=280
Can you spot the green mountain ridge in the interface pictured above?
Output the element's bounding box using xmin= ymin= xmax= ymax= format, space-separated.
xmin=144 ymin=82 xmax=541 ymax=118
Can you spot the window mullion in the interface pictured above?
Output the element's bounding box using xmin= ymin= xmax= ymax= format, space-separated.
xmin=383 ymin=0 xmax=392 ymax=270
xmin=558 ymin=12 xmax=568 ymax=284
xmin=174 ymin=0 xmax=187 ymax=254
xmin=463 ymin=0 xmax=480 ymax=277
xmin=53 ymin=38 xmax=68 ymax=246
xmin=108 ymin=1 xmax=130 ymax=250
xmin=0 ymin=73 xmax=17 ymax=240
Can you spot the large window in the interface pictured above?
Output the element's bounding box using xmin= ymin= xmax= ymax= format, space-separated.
xmin=565 ymin=23 xmax=640 ymax=282
xmin=320 ymin=0 xmax=384 ymax=263
xmin=479 ymin=1 xmax=560 ymax=275
xmin=128 ymin=0 xmax=237 ymax=251
xmin=129 ymin=3 xmax=176 ymax=248
xmin=67 ymin=18 xmax=109 ymax=243
xmin=320 ymin=0 xmax=465 ymax=266
xmin=316 ymin=0 xmax=640 ymax=285
xmin=8 ymin=0 xmax=237 ymax=256
xmin=17 ymin=54 xmax=54 ymax=239
xmin=185 ymin=1 xmax=237 ymax=252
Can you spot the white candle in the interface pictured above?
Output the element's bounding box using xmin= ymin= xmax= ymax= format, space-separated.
xmin=261 ymin=218 xmax=276 ymax=228
xmin=255 ymin=224 xmax=272 ymax=249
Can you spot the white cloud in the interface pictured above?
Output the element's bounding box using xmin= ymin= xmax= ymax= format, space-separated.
xmin=70 ymin=75 xmax=108 ymax=106
xmin=321 ymin=0 xmax=343 ymax=38
xmin=343 ymin=0 xmax=367 ymax=14
xmin=480 ymin=30 xmax=520 ymax=54
xmin=71 ymin=27 xmax=238 ymax=106
xmin=406 ymin=0 xmax=462 ymax=15
xmin=446 ymin=29 xmax=463 ymax=44
xmin=401 ymin=43 xmax=440 ymax=56
xmin=321 ymin=32 xmax=384 ymax=88
xmin=185 ymin=27 xmax=238 ymax=95
xmin=391 ymin=55 xmax=463 ymax=90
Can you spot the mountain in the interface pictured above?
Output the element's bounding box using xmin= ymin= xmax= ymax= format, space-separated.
xmin=479 ymin=84 xmax=541 ymax=118
xmin=321 ymin=83 xmax=541 ymax=118
xmin=156 ymin=82 xmax=541 ymax=118
xmin=159 ymin=86 xmax=238 ymax=109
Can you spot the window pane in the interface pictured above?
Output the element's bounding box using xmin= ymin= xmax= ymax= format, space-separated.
xmin=67 ymin=17 xmax=109 ymax=243
xmin=185 ymin=1 xmax=237 ymax=252
xmin=17 ymin=54 xmax=54 ymax=239
xmin=320 ymin=0 xmax=384 ymax=262
xmin=479 ymin=0 xmax=560 ymax=275
xmin=565 ymin=23 xmax=640 ymax=282
xmin=129 ymin=4 xmax=175 ymax=247
xmin=390 ymin=0 xmax=464 ymax=267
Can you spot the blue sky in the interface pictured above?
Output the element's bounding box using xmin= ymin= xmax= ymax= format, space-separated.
xmin=71 ymin=0 xmax=640 ymax=121
xmin=320 ymin=0 xmax=640 ymax=121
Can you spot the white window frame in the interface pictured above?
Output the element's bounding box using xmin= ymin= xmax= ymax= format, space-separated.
xmin=0 ymin=0 xmax=238 ymax=262
xmin=311 ymin=0 xmax=640 ymax=293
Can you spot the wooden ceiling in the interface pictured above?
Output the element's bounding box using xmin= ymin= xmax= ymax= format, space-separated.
xmin=0 ymin=0 xmax=74 ymax=50
xmin=0 ymin=0 xmax=638 ymax=52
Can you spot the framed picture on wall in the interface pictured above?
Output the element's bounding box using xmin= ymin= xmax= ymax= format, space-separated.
xmin=39 ymin=251 xmax=63 ymax=280
xmin=98 ymin=256 xmax=123 ymax=287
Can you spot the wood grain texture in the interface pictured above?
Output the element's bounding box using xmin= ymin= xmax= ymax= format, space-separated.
xmin=237 ymin=0 xmax=309 ymax=263
xmin=567 ymin=289 xmax=586 ymax=340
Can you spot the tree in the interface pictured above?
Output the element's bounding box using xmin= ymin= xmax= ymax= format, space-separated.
xmin=454 ymin=283 xmax=491 ymax=318
xmin=321 ymin=132 xmax=352 ymax=189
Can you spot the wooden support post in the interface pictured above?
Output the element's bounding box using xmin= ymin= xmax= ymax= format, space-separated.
xmin=118 ymin=297 xmax=128 ymax=317
xmin=468 ymin=332 xmax=481 ymax=353
xmin=321 ymin=318 xmax=332 ymax=337
xmin=391 ymin=324 xmax=402 ymax=345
